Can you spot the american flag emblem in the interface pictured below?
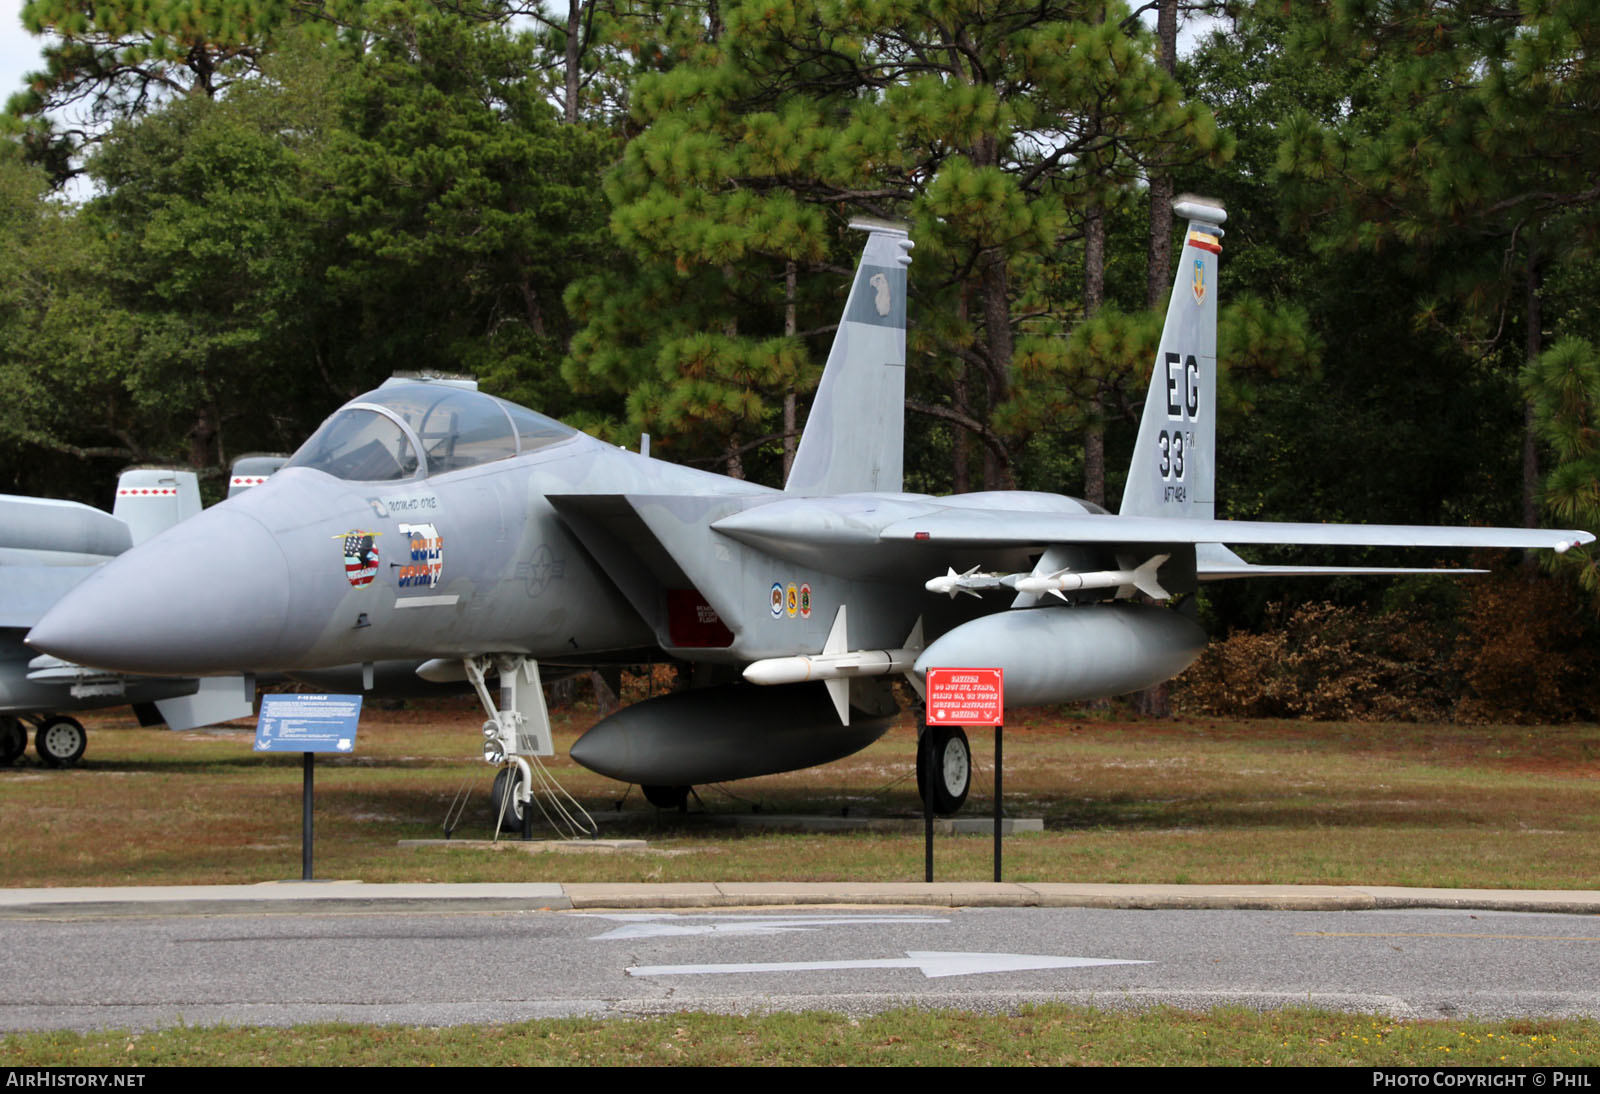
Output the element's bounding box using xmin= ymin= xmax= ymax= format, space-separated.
xmin=338 ymin=530 xmax=381 ymax=587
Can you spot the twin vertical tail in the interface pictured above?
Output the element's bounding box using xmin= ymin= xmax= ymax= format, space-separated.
xmin=784 ymin=220 xmax=914 ymax=496
xmin=111 ymin=468 xmax=202 ymax=546
xmin=1120 ymin=197 xmax=1225 ymax=521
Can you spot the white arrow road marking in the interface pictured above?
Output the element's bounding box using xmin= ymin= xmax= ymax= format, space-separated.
xmin=586 ymin=914 xmax=948 ymax=940
xmin=627 ymin=951 xmax=1150 ymax=979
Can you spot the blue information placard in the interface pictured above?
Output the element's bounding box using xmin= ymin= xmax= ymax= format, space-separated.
xmin=254 ymin=694 xmax=362 ymax=753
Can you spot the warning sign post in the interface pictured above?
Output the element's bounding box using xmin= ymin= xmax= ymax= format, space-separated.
xmin=922 ymin=668 xmax=1005 ymax=883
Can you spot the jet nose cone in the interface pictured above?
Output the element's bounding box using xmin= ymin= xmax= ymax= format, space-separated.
xmin=27 ymin=507 xmax=292 ymax=675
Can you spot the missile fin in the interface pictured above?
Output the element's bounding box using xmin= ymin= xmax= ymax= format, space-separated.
xmin=1133 ymin=554 xmax=1171 ymax=600
xmin=823 ymin=605 xmax=849 ymax=655
xmin=825 ymin=677 xmax=850 ymax=726
xmin=824 ymin=606 xmax=850 ymax=724
xmin=901 ymin=615 xmax=927 ymax=699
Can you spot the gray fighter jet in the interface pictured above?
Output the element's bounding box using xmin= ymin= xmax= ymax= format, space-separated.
xmin=27 ymin=199 xmax=1592 ymax=815
xmin=2 ymin=468 xmax=255 ymax=766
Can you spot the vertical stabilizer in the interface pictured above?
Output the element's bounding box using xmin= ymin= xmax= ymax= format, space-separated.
xmin=1120 ymin=197 xmax=1225 ymax=520
xmin=785 ymin=221 xmax=913 ymax=495
xmin=227 ymin=454 xmax=289 ymax=499
xmin=112 ymin=468 xmax=202 ymax=546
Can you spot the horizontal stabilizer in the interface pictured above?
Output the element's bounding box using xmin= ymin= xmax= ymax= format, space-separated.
xmin=154 ymin=675 xmax=255 ymax=731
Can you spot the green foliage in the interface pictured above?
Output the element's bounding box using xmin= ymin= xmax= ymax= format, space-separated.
xmin=0 ymin=154 xmax=136 ymax=496
xmin=314 ymin=8 xmax=614 ymax=408
xmin=7 ymin=0 xmax=309 ymax=181
xmin=1521 ymin=336 xmax=1600 ymax=601
xmin=0 ymin=5 xmax=617 ymax=495
xmin=569 ymin=0 xmax=1231 ymax=485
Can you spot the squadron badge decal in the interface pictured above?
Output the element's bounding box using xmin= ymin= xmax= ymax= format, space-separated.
xmin=336 ymin=530 xmax=381 ymax=588
xmin=396 ymin=522 xmax=444 ymax=589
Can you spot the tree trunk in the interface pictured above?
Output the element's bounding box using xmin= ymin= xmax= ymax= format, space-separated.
xmin=1523 ymin=252 xmax=1542 ymax=531
xmin=953 ymin=369 xmax=971 ymax=494
xmin=564 ymin=0 xmax=582 ymax=125
xmin=188 ymin=403 xmax=220 ymax=472
xmin=979 ymin=247 xmax=1014 ymax=489
xmin=1145 ymin=0 xmax=1178 ymax=309
xmin=1084 ymin=206 xmax=1106 ymax=508
xmin=783 ymin=260 xmax=798 ymax=482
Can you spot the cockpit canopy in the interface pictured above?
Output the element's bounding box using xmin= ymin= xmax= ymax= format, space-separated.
xmin=285 ymin=383 xmax=576 ymax=481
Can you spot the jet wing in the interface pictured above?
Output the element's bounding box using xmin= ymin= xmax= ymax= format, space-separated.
xmin=0 ymin=566 xmax=101 ymax=628
xmin=875 ymin=509 xmax=1590 ymax=553
xmin=715 ymin=498 xmax=1589 ymax=586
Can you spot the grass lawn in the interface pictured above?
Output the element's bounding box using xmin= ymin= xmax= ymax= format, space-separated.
xmin=4 ymin=698 xmax=1597 ymax=889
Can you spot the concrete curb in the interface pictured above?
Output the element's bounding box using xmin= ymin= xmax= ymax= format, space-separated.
xmin=2 ymin=881 xmax=1597 ymax=917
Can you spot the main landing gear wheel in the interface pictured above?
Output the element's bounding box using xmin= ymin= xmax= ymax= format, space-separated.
xmin=0 ymin=717 xmax=25 ymax=765
xmin=35 ymin=716 xmax=86 ymax=768
xmin=641 ymin=784 xmax=690 ymax=811
xmin=917 ymin=724 xmax=971 ymax=816
xmin=491 ymin=766 xmax=528 ymax=833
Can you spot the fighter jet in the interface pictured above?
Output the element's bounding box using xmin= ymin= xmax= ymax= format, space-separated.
xmin=27 ymin=198 xmax=1592 ymax=816
xmin=2 ymin=468 xmax=255 ymax=766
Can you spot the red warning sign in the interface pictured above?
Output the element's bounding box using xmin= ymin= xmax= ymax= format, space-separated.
xmin=925 ymin=667 xmax=1004 ymax=726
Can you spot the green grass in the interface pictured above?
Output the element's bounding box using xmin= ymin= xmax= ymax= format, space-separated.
xmin=5 ymin=1007 xmax=1599 ymax=1066
xmin=5 ymin=699 xmax=1600 ymax=888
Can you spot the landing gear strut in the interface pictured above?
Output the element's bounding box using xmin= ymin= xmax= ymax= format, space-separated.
xmin=465 ymin=655 xmax=593 ymax=838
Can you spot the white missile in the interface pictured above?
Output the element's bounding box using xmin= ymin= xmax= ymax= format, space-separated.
xmin=924 ymin=565 xmax=1006 ymax=598
xmin=743 ymin=609 xmax=925 ymax=725
xmin=741 ymin=647 xmax=919 ymax=686
xmin=923 ymin=554 xmax=1171 ymax=601
xmin=1013 ymin=554 xmax=1170 ymax=601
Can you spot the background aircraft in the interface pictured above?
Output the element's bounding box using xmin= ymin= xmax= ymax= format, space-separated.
xmin=27 ymin=199 xmax=1591 ymax=818
xmin=2 ymin=467 xmax=256 ymax=767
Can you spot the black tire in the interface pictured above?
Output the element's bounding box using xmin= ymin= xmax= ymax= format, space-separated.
xmin=916 ymin=724 xmax=971 ymax=816
xmin=641 ymin=784 xmax=689 ymax=811
xmin=0 ymin=717 xmax=25 ymax=765
xmin=35 ymin=716 xmax=86 ymax=768
xmin=490 ymin=766 xmax=527 ymax=833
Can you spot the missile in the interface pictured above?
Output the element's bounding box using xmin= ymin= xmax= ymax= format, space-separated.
xmin=743 ymin=608 xmax=921 ymax=686
xmin=924 ymin=566 xmax=1006 ymax=598
xmin=923 ymin=554 xmax=1171 ymax=601
xmin=1014 ymin=554 xmax=1170 ymax=601
xmin=743 ymin=608 xmax=923 ymax=725
xmin=742 ymin=647 xmax=919 ymax=686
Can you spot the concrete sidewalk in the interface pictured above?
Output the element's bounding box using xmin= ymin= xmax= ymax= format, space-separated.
xmin=2 ymin=881 xmax=1598 ymax=917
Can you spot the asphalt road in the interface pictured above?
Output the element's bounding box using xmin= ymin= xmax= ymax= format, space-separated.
xmin=5 ymin=905 xmax=1598 ymax=1031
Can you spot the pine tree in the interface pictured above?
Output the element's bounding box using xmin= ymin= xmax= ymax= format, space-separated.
xmin=567 ymin=0 xmax=1229 ymax=489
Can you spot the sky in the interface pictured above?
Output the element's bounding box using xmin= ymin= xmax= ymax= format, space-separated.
xmin=1 ymin=0 xmax=38 ymax=108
